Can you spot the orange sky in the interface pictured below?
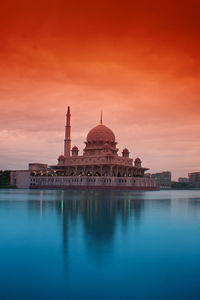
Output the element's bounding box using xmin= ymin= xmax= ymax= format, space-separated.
xmin=0 ymin=0 xmax=200 ymax=179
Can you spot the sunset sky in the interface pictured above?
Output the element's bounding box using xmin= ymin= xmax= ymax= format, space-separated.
xmin=1 ymin=0 xmax=200 ymax=179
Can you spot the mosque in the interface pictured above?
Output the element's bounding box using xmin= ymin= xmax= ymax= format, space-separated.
xmin=10 ymin=107 xmax=157 ymax=190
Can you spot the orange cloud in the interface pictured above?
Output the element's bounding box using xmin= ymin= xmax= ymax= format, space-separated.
xmin=0 ymin=0 xmax=200 ymax=179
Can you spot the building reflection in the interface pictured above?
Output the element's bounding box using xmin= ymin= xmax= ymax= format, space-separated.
xmin=27 ymin=190 xmax=146 ymax=262
xmin=25 ymin=190 xmax=170 ymax=268
xmin=0 ymin=189 xmax=178 ymax=274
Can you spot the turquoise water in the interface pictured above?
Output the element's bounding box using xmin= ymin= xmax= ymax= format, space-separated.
xmin=0 ymin=189 xmax=200 ymax=300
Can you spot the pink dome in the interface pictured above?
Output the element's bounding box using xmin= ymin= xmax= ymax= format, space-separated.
xmin=135 ymin=157 xmax=141 ymax=163
xmin=106 ymin=151 xmax=113 ymax=156
xmin=87 ymin=124 xmax=115 ymax=143
xmin=123 ymin=148 xmax=129 ymax=153
xmin=103 ymin=143 xmax=109 ymax=148
xmin=72 ymin=146 xmax=78 ymax=151
xmin=58 ymin=155 xmax=65 ymax=160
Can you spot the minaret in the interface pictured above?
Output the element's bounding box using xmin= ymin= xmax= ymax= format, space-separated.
xmin=64 ymin=106 xmax=71 ymax=157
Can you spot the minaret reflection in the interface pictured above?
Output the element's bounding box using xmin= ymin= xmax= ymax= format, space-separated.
xmin=40 ymin=190 xmax=43 ymax=218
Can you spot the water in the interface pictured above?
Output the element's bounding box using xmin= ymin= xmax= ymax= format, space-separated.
xmin=0 ymin=189 xmax=200 ymax=300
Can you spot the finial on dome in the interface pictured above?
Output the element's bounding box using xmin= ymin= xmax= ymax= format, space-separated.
xmin=100 ymin=111 xmax=103 ymax=125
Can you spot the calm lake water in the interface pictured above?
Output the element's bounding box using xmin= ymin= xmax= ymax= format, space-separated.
xmin=0 ymin=189 xmax=200 ymax=300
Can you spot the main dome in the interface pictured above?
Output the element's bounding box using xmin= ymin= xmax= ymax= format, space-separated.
xmin=87 ymin=124 xmax=115 ymax=143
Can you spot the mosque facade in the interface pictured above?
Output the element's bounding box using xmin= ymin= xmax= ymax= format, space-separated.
xmin=10 ymin=107 xmax=157 ymax=190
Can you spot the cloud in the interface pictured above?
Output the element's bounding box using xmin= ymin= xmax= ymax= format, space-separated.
xmin=0 ymin=0 xmax=200 ymax=179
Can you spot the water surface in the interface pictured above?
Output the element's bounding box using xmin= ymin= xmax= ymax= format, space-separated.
xmin=0 ymin=189 xmax=200 ymax=300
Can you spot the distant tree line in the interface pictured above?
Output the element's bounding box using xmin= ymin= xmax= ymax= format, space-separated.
xmin=0 ymin=171 xmax=12 ymax=188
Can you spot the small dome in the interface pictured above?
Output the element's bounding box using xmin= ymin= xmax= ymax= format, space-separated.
xmin=87 ymin=124 xmax=115 ymax=143
xmin=103 ymin=143 xmax=109 ymax=148
xmin=135 ymin=157 xmax=141 ymax=163
xmin=58 ymin=155 xmax=65 ymax=161
xmin=72 ymin=146 xmax=78 ymax=151
xmin=106 ymin=151 xmax=113 ymax=156
xmin=122 ymin=148 xmax=129 ymax=153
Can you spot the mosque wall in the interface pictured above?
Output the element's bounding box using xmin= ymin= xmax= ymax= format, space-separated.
xmin=10 ymin=171 xmax=30 ymax=189
xmin=10 ymin=171 xmax=157 ymax=190
xmin=29 ymin=175 xmax=156 ymax=189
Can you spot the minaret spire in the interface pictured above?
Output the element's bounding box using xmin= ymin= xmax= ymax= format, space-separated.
xmin=64 ymin=106 xmax=71 ymax=157
xmin=100 ymin=111 xmax=103 ymax=125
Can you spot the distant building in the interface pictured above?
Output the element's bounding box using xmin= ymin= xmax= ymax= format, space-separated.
xmin=188 ymin=172 xmax=200 ymax=188
xmin=178 ymin=177 xmax=189 ymax=183
xmin=29 ymin=163 xmax=48 ymax=171
xmin=151 ymin=171 xmax=171 ymax=189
